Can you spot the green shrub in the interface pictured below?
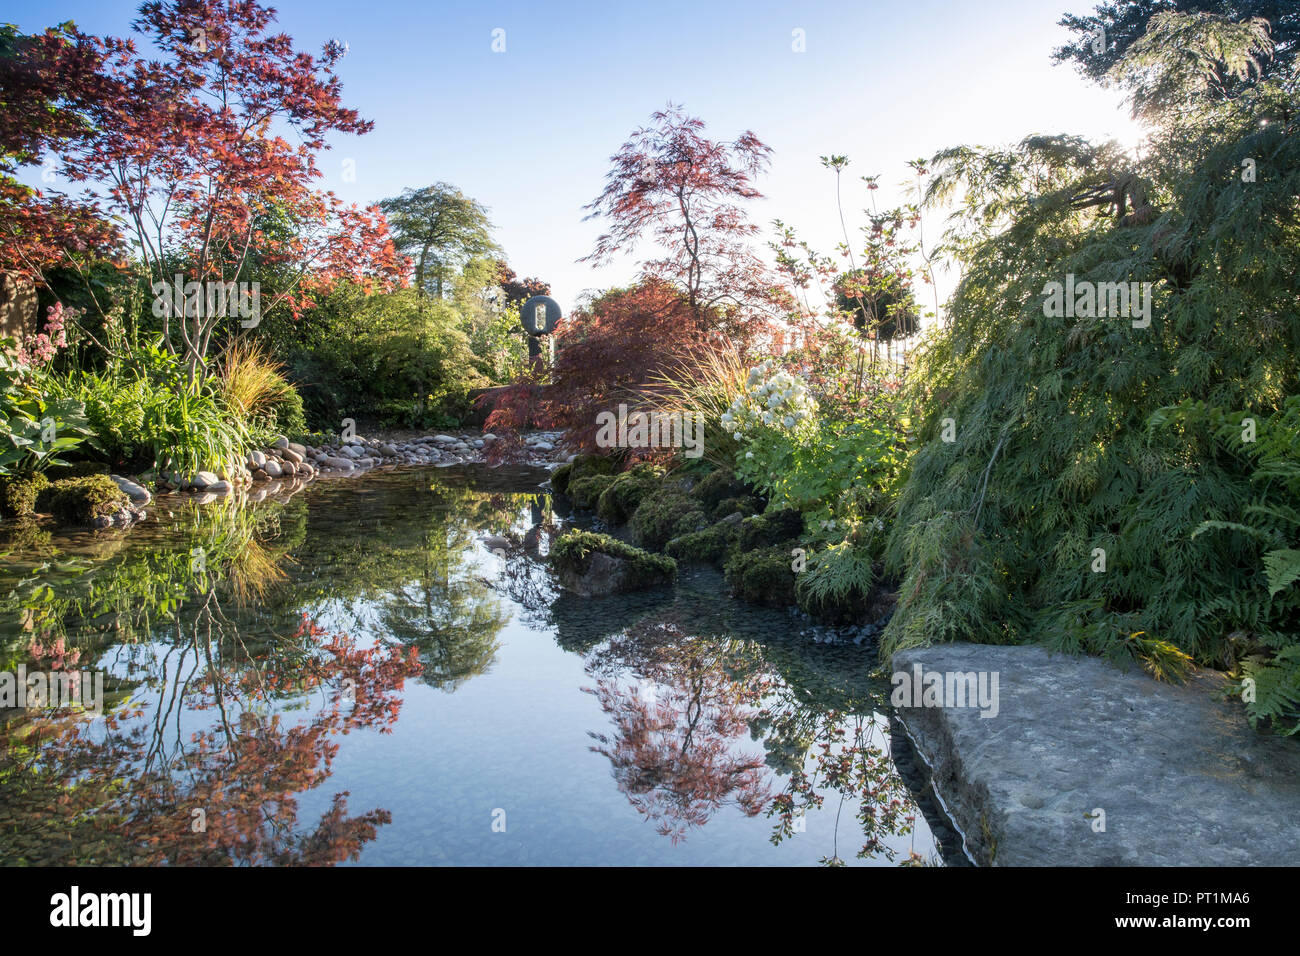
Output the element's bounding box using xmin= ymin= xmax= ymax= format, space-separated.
xmin=724 ymin=544 xmax=797 ymax=607
xmin=0 ymin=472 xmax=49 ymax=518
xmin=596 ymin=465 xmax=663 ymax=525
xmin=36 ymin=475 xmax=128 ymax=525
xmin=796 ymin=540 xmax=876 ymax=624
xmin=629 ymin=487 xmax=707 ymax=551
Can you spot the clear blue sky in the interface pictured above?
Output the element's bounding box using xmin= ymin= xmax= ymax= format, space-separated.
xmin=10 ymin=0 xmax=1140 ymax=313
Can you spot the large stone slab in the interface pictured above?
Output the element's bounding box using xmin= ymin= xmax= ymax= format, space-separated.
xmin=891 ymin=644 xmax=1300 ymax=866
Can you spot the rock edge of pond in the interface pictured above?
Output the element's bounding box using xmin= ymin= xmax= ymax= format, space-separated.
xmin=891 ymin=643 xmax=1300 ymax=866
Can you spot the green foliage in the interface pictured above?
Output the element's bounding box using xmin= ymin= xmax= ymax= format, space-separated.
xmin=796 ymin=539 xmax=877 ymax=625
xmin=882 ymin=26 xmax=1300 ymax=726
xmin=270 ymin=283 xmax=485 ymax=430
xmin=53 ymin=340 xmax=250 ymax=476
xmin=0 ymin=341 xmax=95 ymax=477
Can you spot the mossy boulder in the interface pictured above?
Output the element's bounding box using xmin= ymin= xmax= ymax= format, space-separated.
xmin=724 ymin=544 xmax=798 ymax=607
xmin=629 ymin=487 xmax=708 ymax=552
xmin=550 ymin=462 xmax=574 ymax=496
xmin=569 ymin=474 xmax=616 ymax=509
xmin=0 ymin=472 xmax=50 ymax=519
xmin=35 ymin=475 xmax=129 ymax=526
xmin=596 ymin=465 xmax=664 ymax=525
xmin=665 ymin=514 xmax=742 ymax=564
xmin=738 ymin=508 xmax=805 ymax=551
xmin=690 ymin=468 xmax=754 ymax=512
xmin=713 ymin=495 xmax=763 ymax=521
xmin=550 ymin=529 xmax=677 ymax=596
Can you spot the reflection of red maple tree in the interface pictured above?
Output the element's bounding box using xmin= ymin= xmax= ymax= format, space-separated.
xmin=584 ymin=623 xmax=772 ymax=843
xmin=0 ymin=614 xmax=421 ymax=866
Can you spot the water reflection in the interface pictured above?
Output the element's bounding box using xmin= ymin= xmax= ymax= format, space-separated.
xmin=0 ymin=467 xmax=947 ymax=866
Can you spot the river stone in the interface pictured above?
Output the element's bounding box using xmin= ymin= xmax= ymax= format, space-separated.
xmin=206 ymin=480 xmax=232 ymax=494
xmin=320 ymin=456 xmax=355 ymax=471
xmin=288 ymin=442 xmax=307 ymax=457
xmin=110 ymin=475 xmax=152 ymax=506
xmin=891 ymin=643 xmax=1300 ymax=866
xmin=262 ymin=459 xmax=283 ymax=478
xmin=433 ymin=434 xmax=456 ymax=444
xmin=282 ymin=448 xmax=303 ymax=464
xmin=273 ymin=436 xmax=289 ymax=450
xmin=191 ymin=471 xmax=220 ymax=489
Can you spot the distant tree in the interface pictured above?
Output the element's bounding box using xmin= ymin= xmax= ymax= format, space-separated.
xmin=494 ymin=260 xmax=550 ymax=306
xmin=380 ymin=184 xmax=501 ymax=298
xmin=581 ymin=104 xmax=786 ymax=328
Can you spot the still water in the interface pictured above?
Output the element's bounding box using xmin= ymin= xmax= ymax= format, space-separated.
xmin=0 ymin=466 xmax=960 ymax=866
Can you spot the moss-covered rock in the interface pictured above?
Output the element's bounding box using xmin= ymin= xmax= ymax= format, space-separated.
xmin=724 ymin=544 xmax=798 ymax=607
xmin=665 ymin=514 xmax=742 ymax=564
xmin=629 ymin=487 xmax=708 ymax=551
xmin=550 ymin=529 xmax=677 ymax=596
xmin=36 ymin=475 xmax=129 ymax=526
xmin=0 ymin=472 xmax=50 ymax=519
xmin=690 ymin=467 xmax=754 ymax=512
xmin=550 ymin=462 xmax=574 ymax=496
xmin=713 ymin=495 xmax=763 ymax=521
xmin=569 ymin=473 xmax=616 ymax=509
xmin=738 ymin=508 xmax=805 ymax=551
xmin=596 ymin=464 xmax=664 ymax=525
xmin=551 ymin=454 xmax=616 ymax=497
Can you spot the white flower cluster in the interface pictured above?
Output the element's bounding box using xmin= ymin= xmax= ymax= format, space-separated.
xmin=720 ymin=359 xmax=817 ymax=440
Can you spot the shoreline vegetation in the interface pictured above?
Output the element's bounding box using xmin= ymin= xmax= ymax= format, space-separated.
xmin=3 ymin=0 xmax=1298 ymax=770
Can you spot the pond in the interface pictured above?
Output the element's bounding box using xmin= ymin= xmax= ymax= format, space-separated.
xmin=0 ymin=466 xmax=964 ymax=866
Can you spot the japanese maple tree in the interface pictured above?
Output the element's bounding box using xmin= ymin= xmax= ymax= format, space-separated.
xmin=44 ymin=0 xmax=404 ymax=374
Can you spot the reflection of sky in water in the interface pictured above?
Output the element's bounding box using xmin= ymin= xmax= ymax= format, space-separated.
xmin=0 ymin=467 xmax=945 ymax=866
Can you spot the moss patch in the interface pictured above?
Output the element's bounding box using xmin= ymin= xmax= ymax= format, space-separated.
xmin=35 ymin=475 xmax=129 ymax=526
xmin=629 ymin=487 xmax=708 ymax=552
xmin=568 ymin=474 xmax=616 ymax=509
xmin=596 ymin=464 xmax=663 ymax=525
xmin=550 ymin=529 xmax=677 ymax=594
xmin=738 ymin=508 xmax=804 ymax=551
xmin=690 ymin=467 xmax=754 ymax=512
xmin=550 ymin=462 xmax=574 ymax=496
xmin=724 ymin=544 xmax=798 ymax=607
xmin=713 ymin=495 xmax=763 ymax=521
xmin=0 ymin=473 xmax=50 ymax=519
xmin=665 ymin=516 xmax=741 ymax=564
